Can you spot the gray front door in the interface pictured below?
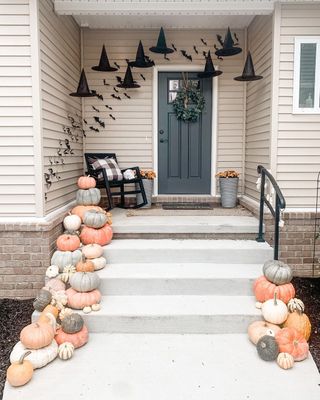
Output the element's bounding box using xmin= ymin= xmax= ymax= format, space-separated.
xmin=158 ymin=72 xmax=212 ymax=194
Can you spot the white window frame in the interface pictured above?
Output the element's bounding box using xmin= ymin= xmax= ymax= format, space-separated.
xmin=293 ymin=37 xmax=320 ymax=114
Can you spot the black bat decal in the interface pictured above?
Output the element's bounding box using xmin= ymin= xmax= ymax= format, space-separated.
xmin=172 ymin=43 xmax=177 ymax=51
xmin=83 ymin=119 xmax=87 ymax=124
xmin=193 ymin=46 xmax=198 ymax=54
xmin=113 ymin=87 xmax=119 ymax=93
xmin=111 ymin=94 xmax=121 ymax=101
xmin=94 ymin=116 xmax=105 ymax=128
xmin=103 ymin=79 xmax=110 ymax=86
xmin=217 ymin=34 xmax=224 ymax=47
xmin=105 ymin=105 xmax=113 ymax=110
xmin=234 ymin=33 xmax=239 ymax=44
xmin=97 ymin=94 xmax=103 ymax=101
xmin=164 ymin=54 xmax=170 ymax=61
xmin=114 ymin=62 xmax=120 ymax=69
xmin=181 ymin=50 xmax=192 ymax=62
xmin=124 ymin=92 xmax=131 ymax=99
xmin=109 ymin=114 xmax=116 ymax=120
xmin=140 ymin=74 xmax=146 ymax=81
xmin=201 ymin=38 xmax=207 ymax=46
xmin=203 ymin=50 xmax=207 ymax=58
xmin=92 ymin=105 xmax=99 ymax=112
xmin=89 ymin=126 xmax=99 ymax=132
xmin=116 ymin=76 xmax=123 ymax=83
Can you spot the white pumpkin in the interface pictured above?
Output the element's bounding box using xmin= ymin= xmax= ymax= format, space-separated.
xmin=69 ymin=272 xmax=100 ymax=292
xmin=82 ymin=244 xmax=104 ymax=259
xmin=83 ymin=306 xmax=92 ymax=314
xmin=91 ymin=257 xmax=107 ymax=271
xmin=60 ymin=265 xmax=76 ymax=284
xmin=58 ymin=342 xmax=74 ymax=360
xmin=59 ymin=307 xmax=74 ymax=321
xmin=46 ymin=265 xmax=60 ymax=279
xmin=262 ymin=293 xmax=288 ymax=325
xmin=51 ymin=290 xmax=68 ymax=310
xmin=91 ymin=303 xmax=101 ymax=311
xmin=63 ymin=214 xmax=82 ymax=232
xmin=10 ymin=340 xmax=58 ymax=369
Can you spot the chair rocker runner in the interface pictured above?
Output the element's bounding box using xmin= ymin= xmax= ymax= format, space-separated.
xmin=84 ymin=153 xmax=148 ymax=210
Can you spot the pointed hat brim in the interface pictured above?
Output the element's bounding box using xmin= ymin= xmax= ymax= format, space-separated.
xmin=215 ymin=47 xmax=242 ymax=57
xmin=234 ymin=75 xmax=263 ymax=81
xmin=198 ymin=70 xmax=223 ymax=78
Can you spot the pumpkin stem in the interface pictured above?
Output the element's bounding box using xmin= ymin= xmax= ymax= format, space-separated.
xmin=273 ymin=291 xmax=278 ymax=306
xmin=19 ymin=351 xmax=32 ymax=364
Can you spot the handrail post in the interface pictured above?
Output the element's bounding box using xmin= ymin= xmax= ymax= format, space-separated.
xmin=274 ymin=195 xmax=280 ymax=260
xmin=256 ymin=171 xmax=265 ymax=242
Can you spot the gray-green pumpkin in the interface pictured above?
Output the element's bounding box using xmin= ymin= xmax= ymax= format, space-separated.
xmin=83 ymin=210 xmax=108 ymax=229
xmin=61 ymin=313 xmax=84 ymax=334
xmin=257 ymin=335 xmax=279 ymax=361
xmin=33 ymin=289 xmax=52 ymax=312
xmin=51 ymin=249 xmax=82 ymax=272
xmin=263 ymin=260 xmax=293 ymax=285
xmin=76 ymin=188 xmax=101 ymax=206
xmin=69 ymin=271 xmax=100 ymax=292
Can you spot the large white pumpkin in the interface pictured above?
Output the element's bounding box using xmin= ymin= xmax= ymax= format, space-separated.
xmin=262 ymin=294 xmax=288 ymax=325
xmin=10 ymin=340 xmax=58 ymax=369
xmin=63 ymin=214 xmax=82 ymax=232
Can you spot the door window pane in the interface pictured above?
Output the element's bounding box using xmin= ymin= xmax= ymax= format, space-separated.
xmin=299 ymin=43 xmax=316 ymax=108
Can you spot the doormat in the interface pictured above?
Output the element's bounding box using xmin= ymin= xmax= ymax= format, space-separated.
xmin=162 ymin=202 xmax=214 ymax=210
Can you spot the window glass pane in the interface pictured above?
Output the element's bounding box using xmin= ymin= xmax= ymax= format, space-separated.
xmin=168 ymin=92 xmax=177 ymax=103
xmin=299 ymin=43 xmax=316 ymax=108
xmin=169 ymin=80 xmax=179 ymax=90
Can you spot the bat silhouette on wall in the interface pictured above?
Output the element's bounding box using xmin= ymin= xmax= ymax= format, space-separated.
xmin=105 ymin=105 xmax=113 ymax=110
xmin=172 ymin=43 xmax=177 ymax=52
xmin=193 ymin=46 xmax=199 ymax=54
xmin=181 ymin=50 xmax=192 ymax=62
xmin=89 ymin=126 xmax=99 ymax=132
xmin=111 ymin=94 xmax=121 ymax=101
xmin=113 ymin=87 xmax=119 ymax=93
xmin=94 ymin=116 xmax=105 ymax=128
xmin=114 ymin=62 xmax=120 ymax=69
xmin=164 ymin=54 xmax=170 ymax=61
xmin=217 ymin=35 xmax=224 ymax=47
xmin=124 ymin=93 xmax=131 ymax=99
xmin=201 ymin=38 xmax=207 ymax=46
xmin=213 ymin=45 xmax=223 ymax=60
xmin=202 ymin=50 xmax=207 ymax=58
xmin=116 ymin=76 xmax=123 ymax=83
xmin=109 ymin=114 xmax=116 ymax=120
xmin=92 ymin=105 xmax=99 ymax=112
xmin=140 ymin=74 xmax=146 ymax=81
xmin=103 ymin=79 xmax=110 ymax=86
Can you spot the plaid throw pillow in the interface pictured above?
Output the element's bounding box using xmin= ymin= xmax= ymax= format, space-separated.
xmin=89 ymin=157 xmax=123 ymax=181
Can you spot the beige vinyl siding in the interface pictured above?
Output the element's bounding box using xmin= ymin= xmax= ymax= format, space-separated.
xmin=0 ymin=0 xmax=37 ymax=216
xmin=39 ymin=0 xmax=81 ymax=214
xmin=245 ymin=15 xmax=273 ymax=201
xmin=277 ymin=4 xmax=320 ymax=207
xmin=83 ymin=29 xmax=245 ymax=193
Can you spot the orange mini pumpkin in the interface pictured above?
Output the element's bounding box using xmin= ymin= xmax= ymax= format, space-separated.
xmin=283 ymin=311 xmax=312 ymax=341
xmin=56 ymin=234 xmax=80 ymax=252
xmin=78 ymin=175 xmax=96 ymax=189
xmin=275 ymin=327 xmax=309 ymax=361
xmin=71 ymin=205 xmax=105 ymax=222
xmin=80 ymin=224 xmax=113 ymax=246
xmin=55 ymin=325 xmax=89 ymax=348
xmin=7 ymin=351 xmax=33 ymax=387
xmin=253 ymin=276 xmax=295 ymax=304
xmin=76 ymin=256 xmax=95 ymax=272
xmin=38 ymin=305 xmax=59 ymax=323
xmin=20 ymin=322 xmax=55 ymax=350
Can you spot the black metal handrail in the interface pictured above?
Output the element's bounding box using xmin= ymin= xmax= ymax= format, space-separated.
xmin=256 ymin=165 xmax=286 ymax=260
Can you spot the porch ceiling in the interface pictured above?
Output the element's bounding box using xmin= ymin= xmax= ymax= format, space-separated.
xmin=53 ymin=0 xmax=275 ymax=29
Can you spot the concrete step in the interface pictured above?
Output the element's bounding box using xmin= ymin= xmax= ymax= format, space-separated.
xmin=4 ymin=333 xmax=319 ymax=400
xmin=98 ymin=263 xmax=262 ymax=295
xmin=111 ymin=210 xmax=260 ymax=239
xmin=103 ymin=239 xmax=273 ymax=264
xmin=78 ymin=295 xmax=261 ymax=333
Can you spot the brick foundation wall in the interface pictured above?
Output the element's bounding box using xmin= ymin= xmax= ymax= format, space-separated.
xmin=0 ymin=215 xmax=64 ymax=299
xmin=241 ymin=198 xmax=320 ymax=277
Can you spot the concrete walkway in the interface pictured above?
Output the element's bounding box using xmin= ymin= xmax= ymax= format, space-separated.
xmin=4 ymin=333 xmax=320 ymax=400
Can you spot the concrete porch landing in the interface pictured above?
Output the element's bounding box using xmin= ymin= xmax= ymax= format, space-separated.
xmin=4 ymin=333 xmax=319 ymax=400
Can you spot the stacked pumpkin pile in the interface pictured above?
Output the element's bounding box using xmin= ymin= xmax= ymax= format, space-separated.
xmin=248 ymin=260 xmax=311 ymax=369
xmin=6 ymin=175 xmax=113 ymax=388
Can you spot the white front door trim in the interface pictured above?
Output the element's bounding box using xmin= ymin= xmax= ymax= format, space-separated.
xmin=152 ymin=64 xmax=218 ymax=196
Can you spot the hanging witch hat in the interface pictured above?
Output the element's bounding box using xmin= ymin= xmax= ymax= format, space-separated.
xmin=116 ymin=65 xmax=140 ymax=89
xmin=215 ymin=27 xmax=242 ymax=57
xmin=150 ymin=27 xmax=174 ymax=54
xmin=129 ymin=41 xmax=155 ymax=68
xmin=198 ymin=51 xmax=223 ymax=78
xmin=92 ymin=45 xmax=118 ymax=72
xmin=234 ymin=52 xmax=263 ymax=81
xmin=70 ymin=69 xmax=95 ymax=97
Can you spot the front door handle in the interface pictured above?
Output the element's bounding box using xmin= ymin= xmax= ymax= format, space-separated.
xmin=159 ymin=129 xmax=164 ymax=135
xmin=160 ymin=138 xmax=168 ymax=143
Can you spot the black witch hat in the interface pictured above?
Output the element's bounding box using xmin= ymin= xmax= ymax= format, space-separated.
xmin=116 ymin=65 xmax=140 ymax=89
xmin=70 ymin=69 xmax=95 ymax=97
xmin=150 ymin=27 xmax=174 ymax=54
xmin=129 ymin=41 xmax=155 ymax=68
xmin=198 ymin=51 xmax=223 ymax=78
xmin=92 ymin=45 xmax=118 ymax=72
xmin=234 ymin=52 xmax=263 ymax=81
xmin=215 ymin=27 xmax=242 ymax=57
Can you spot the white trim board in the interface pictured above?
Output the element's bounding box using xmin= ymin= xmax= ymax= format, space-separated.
xmin=152 ymin=65 xmax=218 ymax=197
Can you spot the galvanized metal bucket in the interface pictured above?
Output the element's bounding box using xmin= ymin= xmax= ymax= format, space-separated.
xmin=136 ymin=179 xmax=153 ymax=208
xmin=219 ymin=177 xmax=239 ymax=208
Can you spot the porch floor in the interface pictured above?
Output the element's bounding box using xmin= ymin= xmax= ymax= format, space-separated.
xmin=4 ymin=333 xmax=319 ymax=400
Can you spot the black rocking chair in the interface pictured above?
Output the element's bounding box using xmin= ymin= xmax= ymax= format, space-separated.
xmin=84 ymin=153 xmax=147 ymax=210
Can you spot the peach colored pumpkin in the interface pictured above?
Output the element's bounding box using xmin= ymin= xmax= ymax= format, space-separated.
xmin=80 ymin=224 xmax=113 ymax=246
xmin=78 ymin=175 xmax=96 ymax=189
xmin=82 ymin=243 xmax=104 ymax=259
xmin=56 ymin=234 xmax=80 ymax=252
xmin=6 ymin=351 xmax=33 ymax=387
xmin=247 ymin=320 xmax=281 ymax=345
xmin=76 ymin=257 xmax=95 ymax=272
xmin=283 ymin=311 xmax=312 ymax=341
xmin=39 ymin=304 xmax=59 ymax=320
xmin=275 ymin=328 xmax=309 ymax=361
xmin=45 ymin=278 xmax=66 ymax=293
xmin=66 ymin=288 xmax=101 ymax=309
xmin=253 ymin=275 xmax=295 ymax=304
xmin=55 ymin=325 xmax=88 ymax=349
xmin=20 ymin=322 xmax=55 ymax=350
xmin=71 ymin=205 xmax=105 ymax=222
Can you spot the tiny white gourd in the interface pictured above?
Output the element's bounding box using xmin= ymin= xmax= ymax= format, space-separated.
xmin=46 ymin=265 xmax=60 ymax=279
xmin=59 ymin=307 xmax=74 ymax=321
xmin=91 ymin=257 xmax=107 ymax=271
xmin=51 ymin=290 xmax=68 ymax=310
xmin=91 ymin=303 xmax=101 ymax=312
xmin=83 ymin=306 xmax=92 ymax=314
xmin=58 ymin=342 xmax=74 ymax=360
xmin=60 ymin=264 xmax=76 ymax=284
xmin=63 ymin=213 xmax=82 ymax=232
xmin=10 ymin=340 xmax=58 ymax=369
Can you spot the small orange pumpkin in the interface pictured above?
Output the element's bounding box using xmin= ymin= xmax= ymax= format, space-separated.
xmin=253 ymin=276 xmax=295 ymax=304
xmin=39 ymin=304 xmax=59 ymax=320
xmin=275 ymin=327 xmax=309 ymax=361
xmin=55 ymin=325 xmax=89 ymax=348
xmin=6 ymin=351 xmax=33 ymax=387
xmin=283 ymin=311 xmax=312 ymax=341
xmin=76 ymin=256 xmax=95 ymax=272
xmin=78 ymin=175 xmax=96 ymax=189
xmin=56 ymin=234 xmax=80 ymax=252
xmin=71 ymin=205 xmax=105 ymax=222
xmin=80 ymin=224 xmax=113 ymax=246
xmin=20 ymin=322 xmax=55 ymax=350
